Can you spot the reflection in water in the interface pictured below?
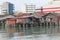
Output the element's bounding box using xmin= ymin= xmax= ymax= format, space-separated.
xmin=1 ymin=34 xmax=60 ymax=40
xmin=0 ymin=26 xmax=60 ymax=40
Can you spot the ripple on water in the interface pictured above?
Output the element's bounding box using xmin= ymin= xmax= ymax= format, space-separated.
xmin=0 ymin=33 xmax=60 ymax=40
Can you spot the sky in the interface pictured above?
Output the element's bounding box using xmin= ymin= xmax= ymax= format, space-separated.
xmin=0 ymin=0 xmax=53 ymax=12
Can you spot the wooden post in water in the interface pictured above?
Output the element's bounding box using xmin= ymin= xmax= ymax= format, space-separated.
xmin=39 ymin=22 xmax=41 ymax=34
xmin=19 ymin=24 xmax=21 ymax=32
xmin=12 ymin=24 xmax=15 ymax=36
xmin=46 ymin=22 xmax=48 ymax=34
xmin=43 ymin=19 xmax=46 ymax=34
xmin=5 ymin=24 xmax=8 ymax=36
xmin=31 ymin=22 xmax=34 ymax=34
xmin=44 ymin=21 xmax=47 ymax=33
xmin=31 ymin=17 xmax=34 ymax=34
xmin=1 ymin=20 xmax=4 ymax=31
xmin=23 ymin=23 xmax=25 ymax=35
xmin=58 ymin=17 xmax=59 ymax=32
xmin=26 ymin=23 xmax=28 ymax=30
xmin=53 ymin=22 xmax=55 ymax=33
xmin=39 ymin=19 xmax=41 ymax=34
xmin=51 ymin=22 xmax=53 ymax=34
xmin=49 ymin=22 xmax=51 ymax=34
xmin=25 ymin=23 xmax=27 ymax=34
xmin=1 ymin=21 xmax=2 ymax=30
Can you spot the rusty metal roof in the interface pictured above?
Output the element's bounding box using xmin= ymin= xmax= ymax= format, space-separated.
xmin=0 ymin=15 xmax=15 ymax=20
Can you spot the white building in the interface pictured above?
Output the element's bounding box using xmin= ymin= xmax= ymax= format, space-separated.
xmin=26 ymin=4 xmax=35 ymax=13
xmin=0 ymin=5 xmax=2 ymax=15
xmin=0 ymin=5 xmax=1 ymax=14
xmin=1 ymin=2 xmax=14 ymax=15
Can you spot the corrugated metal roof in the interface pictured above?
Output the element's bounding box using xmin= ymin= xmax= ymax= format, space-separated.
xmin=0 ymin=15 xmax=15 ymax=20
xmin=33 ymin=13 xmax=41 ymax=18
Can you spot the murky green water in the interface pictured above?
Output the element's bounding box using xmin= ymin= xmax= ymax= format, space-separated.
xmin=0 ymin=26 xmax=60 ymax=40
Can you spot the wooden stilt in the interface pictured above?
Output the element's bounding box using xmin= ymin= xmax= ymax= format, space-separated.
xmin=31 ymin=23 xmax=33 ymax=34
xmin=1 ymin=20 xmax=5 ymax=31
xmin=22 ymin=23 xmax=25 ymax=36
xmin=19 ymin=24 xmax=21 ymax=32
xmin=50 ymin=22 xmax=52 ymax=34
xmin=46 ymin=22 xmax=48 ymax=34
xmin=44 ymin=22 xmax=46 ymax=34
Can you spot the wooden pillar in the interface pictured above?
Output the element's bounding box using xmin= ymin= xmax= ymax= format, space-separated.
xmin=46 ymin=22 xmax=48 ymax=34
xmin=40 ymin=22 xmax=42 ymax=34
xmin=31 ymin=22 xmax=34 ymax=34
xmin=56 ymin=17 xmax=60 ymax=33
xmin=26 ymin=23 xmax=29 ymax=35
xmin=23 ymin=23 xmax=25 ymax=35
xmin=50 ymin=22 xmax=52 ymax=34
xmin=19 ymin=24 xmax=21 ymax=32
xmin=26 ymin=23 xmax=28 ymax=30
xmin=1 ymin=20 xmax=5 ymax=31
xmin=53 ymin=22 xmax=55 ymax=33
xmin=39 ymin=22 xmax=41 ymax=34
xmin=5 ymin=24 xmax=9 ymax=36
xmin=44 ymin=22 xmax=46 ymax=33
xmin=11 ymin=24 xmax=15 ymax=35
xmin=1 ymin=21 xmax=3 ymax=30
xmin=58 ymin=19 xmax=59 ymax=32
xmin=44 ymin=22 xmax=46 ymax=34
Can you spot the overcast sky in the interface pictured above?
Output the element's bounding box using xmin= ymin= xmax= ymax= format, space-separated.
xmin=0 ymin=0 xmax=53 ymax=12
